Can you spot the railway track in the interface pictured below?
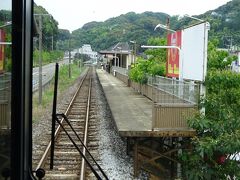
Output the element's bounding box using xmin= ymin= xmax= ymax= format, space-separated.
xmin=35 ymin=66 xmax=108 ymax=179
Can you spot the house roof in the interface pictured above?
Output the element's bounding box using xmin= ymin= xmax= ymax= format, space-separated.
xmin=99 ymin=42 xmax=131 ymax=55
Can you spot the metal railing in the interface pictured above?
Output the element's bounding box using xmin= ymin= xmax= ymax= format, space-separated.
xmin=148 ymin=75 xmax=200 ymax=105
xmin=0 ymin=73 xmax=11 ymax=129
xmin=112 ymin=66 xmax=129 ymax=75
xmin=0 ymin=73 xmax=11 ymax=102
xmin=112 ymin=69 xmax=198 ymax=131
xmin=111 ymin=69 xmax=200 ymax=105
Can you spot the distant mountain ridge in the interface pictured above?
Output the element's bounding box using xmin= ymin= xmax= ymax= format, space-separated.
xmin=71 ymin=11 xmax=170 ymax=51
xmin=195 ymin=0 xmax=240 ymax=48
xmin=2 ymin=1 xmax=239 ymax=51
xmin=71 ymin=0 xmax=240 ymax=51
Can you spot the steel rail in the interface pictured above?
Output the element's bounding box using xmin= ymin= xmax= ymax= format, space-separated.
xmin=80 ymin=75 xmax=92 ymax=180
xmin=35 ymin=68 xmax=89 ymax=170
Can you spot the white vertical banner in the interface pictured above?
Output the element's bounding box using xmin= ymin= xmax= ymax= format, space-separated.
xmin=181 ymin=22 xmax=210 ymax=82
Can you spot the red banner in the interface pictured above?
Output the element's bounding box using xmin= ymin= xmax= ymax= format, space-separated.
xmin=167 ymin=30 xmax=182 ymax=78
xmin=0 ymin=29 xmax=6 ymax=73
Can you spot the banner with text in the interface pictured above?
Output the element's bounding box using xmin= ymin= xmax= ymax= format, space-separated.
xmin=167 ymin=30 xmax=182 ymax=78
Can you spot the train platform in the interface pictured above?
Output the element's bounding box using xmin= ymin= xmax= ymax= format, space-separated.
xmin=97 ymin=69 xmax=196 ymax=138
xmin=97 ymin=69 xmax=154 ymax=137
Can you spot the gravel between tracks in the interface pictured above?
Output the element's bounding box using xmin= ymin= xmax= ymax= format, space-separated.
xmin=33 ymin=68 xmax=147 ymax=179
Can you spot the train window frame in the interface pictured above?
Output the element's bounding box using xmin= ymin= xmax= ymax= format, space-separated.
xmin=11 ymin=0 xmax=35 ymax=179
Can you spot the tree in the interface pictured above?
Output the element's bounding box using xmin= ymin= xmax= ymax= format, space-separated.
xmin=56 ymin=29 xmax=71 ymax=50
xmin=0 ymin=10 xmax=11 ymax=22
xmin=34 ymin=4 xmax=59 ymax=51
xmin=207 ymin=39 xmax=237 ymax=70
xmin=145 ymin=37 xmax=167 ymax=63
xmin=181 ymin=40 xmax=240 ymax=179
xmin=71 ymin=12 xmax=170 ymax=51
xmin=129 ymin=37 xmax=166 ymax=83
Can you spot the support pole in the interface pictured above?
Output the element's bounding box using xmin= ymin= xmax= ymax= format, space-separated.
xmin=134 ymin=138 xmax=139 ymax=177
xmin=126 ymin=137 xmax=130 ymax=155
xmin=38 ymin=15 xmax=43 ymax=104
xmin=51 ymin=35 xmax=53 ymax=51
xmin=134 ymin=43 xmax=136 ymax=65
xmin=50 ymin=63 xmax=59 ymax=169
xmin=68 ymin=39 xmax=71 ymax=78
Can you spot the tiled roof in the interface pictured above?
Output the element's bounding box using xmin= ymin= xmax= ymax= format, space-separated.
xmin=99 ymin=42 xmax=131 ymax=54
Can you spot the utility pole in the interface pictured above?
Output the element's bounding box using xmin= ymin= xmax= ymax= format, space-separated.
xmin=130 ymin=41 xmax=137 ymax=67
xmin=77 ymin=48 xmax=80 ymax=68
xmin=38 ymin=15 xmax=43 ymax=104
xmin=52 ymin=35 xmax=54 ymax=51
xmin=68 ymin=39 xmax=71 ymax=78
xmin=80 ymin=48 xmax=83 ymax=71
xmin=34 ymin=13 xmax=52 ymax=104
xmin=120 ymin=49 xmax=122 ymax=67
xmin=230 ymin=36 xmax=233 ymax=52
xmin=134 ymin=43 xmax=137 ymax=65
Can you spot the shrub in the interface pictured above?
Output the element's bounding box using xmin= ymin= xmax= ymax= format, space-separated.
xmin=182 ymin=70 xmax=240 ymax=179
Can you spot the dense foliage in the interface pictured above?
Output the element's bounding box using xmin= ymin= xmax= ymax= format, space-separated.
xmin=182 ymin=71 xmax=240 ymax=179
xmin=170 ymin=0 xmax=240 ymax=49
xmin=0 ymin=10 xmax=11 ymax=22
xmin=207 ymin=39 xmax=237 ymax=70
xmin=71 ymin=12 xmax=170 ymax=51
xmin=32 ymin=5 xmax=65 ymax=67
xmin=33 ymin=50 xmax=63 ymax=67
xmin=65 ymin=0 xmax=240 ymax=52
xmin=181 ymin=41 xmax=240 ymax=179
xmin=56 ymin=29 xmax=71 ymax=51
xmin=129 ymin=37 xmax=166 ymax=83
xmin=34 ymin=4 xmax=59 ymax=51
xmin=202 ymin=0 xmax=240 ymax=48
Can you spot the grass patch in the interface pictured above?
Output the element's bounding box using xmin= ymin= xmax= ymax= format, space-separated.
xmin=32 ymin=63 xmax=85 ymax=123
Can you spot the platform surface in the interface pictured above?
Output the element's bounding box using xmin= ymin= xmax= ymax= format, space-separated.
xmin=97 ymin=69 xmax=154 ymax=137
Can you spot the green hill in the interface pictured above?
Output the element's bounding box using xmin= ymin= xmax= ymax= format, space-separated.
xmin=71 ymin=11 xmax=170 ymax=51
xmin=182 ymin=0 xmax=240 ymax=48
xmin=71 ymin=0 xmax=240 ymax=51
xmin=1 ymin=0 xmax=239 ymax=51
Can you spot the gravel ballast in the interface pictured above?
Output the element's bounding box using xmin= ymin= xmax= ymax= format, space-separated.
xmin=33 ymin=68 xmax=147 ymax=179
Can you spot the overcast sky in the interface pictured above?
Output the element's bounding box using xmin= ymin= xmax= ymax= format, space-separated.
xmin=1 ymin=0 xmax=232 ymax=32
